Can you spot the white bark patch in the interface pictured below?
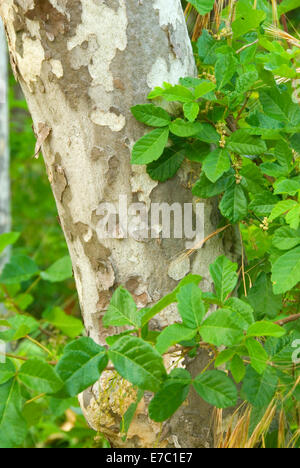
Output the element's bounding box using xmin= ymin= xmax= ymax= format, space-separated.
xmin=153 ymin=0 xmax=183 ymax=28
xmin=168 ymin=256 xmax=190 ymax=281
xmin=147 ymin=54 xmax=192 ymax=88
xmin=130 ymin=166 xmax=158 ymax=209
xmin=91 ymin=109 xmax=125 ymax=132
xmin=50 ymin=59 xmax=64 ymax=78
xmin=67 ymin=0 xmax=127 ymax=130
xmin=49 ymin=0 xmax=70 ymax=18
xmin=17 ymin=36 xmax=45 ymax=89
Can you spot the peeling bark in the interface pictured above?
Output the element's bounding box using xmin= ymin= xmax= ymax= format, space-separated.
xmin=0 ymin=0 xmax=233 ymax=447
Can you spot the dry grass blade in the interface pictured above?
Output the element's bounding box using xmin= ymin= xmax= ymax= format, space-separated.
xmin=265 ymin=24 xmax=300 ymax=48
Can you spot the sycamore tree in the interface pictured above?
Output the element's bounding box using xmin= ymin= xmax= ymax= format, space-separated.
xmin=0 ymin=0 xmax=299 ymax=449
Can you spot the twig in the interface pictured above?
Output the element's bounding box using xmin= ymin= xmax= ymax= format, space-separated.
xmin=275 ymin=313 xmax=300 ymax=327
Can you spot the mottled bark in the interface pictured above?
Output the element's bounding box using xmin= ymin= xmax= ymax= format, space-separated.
xmin=0 ymin=0 xmax=232 ymax=447
xmin=0 ymin=18 xmax=10 ymax=272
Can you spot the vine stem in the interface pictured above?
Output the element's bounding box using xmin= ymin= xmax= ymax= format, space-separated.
xmin=25 ymin=335 xmax=53 ymax=356
xmin=275 ymin=313 xmax=300 ymax=327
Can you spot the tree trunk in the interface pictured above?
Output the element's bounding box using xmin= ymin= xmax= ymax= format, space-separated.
xmin=0 ymin=0 xmax=231 ymax=447
xmin=0 ymin=18 xmax=10 ymax=271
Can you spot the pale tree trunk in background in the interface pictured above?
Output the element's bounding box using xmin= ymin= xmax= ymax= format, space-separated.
xmin=0 ymin=0 xmax=233 ymax=447
xmin=0 ymin=18 xmax=10 ymax=271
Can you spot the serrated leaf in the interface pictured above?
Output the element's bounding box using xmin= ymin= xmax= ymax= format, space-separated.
xmin=227 ymin=130 xmax=267 ymax=155
xmin=247 ymin=272 xmax=282 ymax=320
xmin=271 ymin=246 xmax=300 ymax=294
xmin=182 ymin=101 xmax=198 ymax=123
xmin=193 ymin=370 xmax=237 ymax=408
xmin=169 ymin=119 xmax=203 ymax=137
xmin=55 ymin=337 xmax=108 ymax=397
xmin=108 ymin=336 xmax=167 ymax=392
xmin=155 ymin=324 xmax=196 ymax=355
xmin=225 ymin=297 xmax=254 ymax=330
xmin=249 ymin=192 xmax=279 ymax=216
xmin=177 ymin=283 xmax=206 ymax=329
xmin=131 ymin=104 xmax=171 ymax=127
xmin=43 ymin=307 xmax=83 ymax=339
xmin=192 ymin=171 xmax=234 ymax=198
xmin=131 ymin=128 xmax=169 ymax=165
xmin=0 ymin=315 xmax=39 ymax=342
xmin=241 ymin=366 xmax=278 ymax=408
xmin=40 ymin=256 xmax=72 ymax=283
xmin=269 ymin=199 xmax=298 ymax=222
xmin=215 ymin=54 xmax=237 ymax=89
xmin=103 ymin=286 xmax=140 ymax=328
xmin=194 ymin=80 xmax=216 ymax=98
xmin=209 ymin=256 xmax=238 ymax=302
xmin=220 ymin=184 xmax=248 ymax=223
xmin=203 ymin=149 xmax=231 ymax=183
xmin=273 ymin=226 xmax=300 ymax=251
xmin=19 ymin=359 xmax=63 ymax=394
xmin=199 ymin=309 xmax=244 ymax=347
xmin=147 ymin=147 xmax=184 ymax=182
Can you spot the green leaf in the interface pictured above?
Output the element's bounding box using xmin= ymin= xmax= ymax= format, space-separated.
xmin=273 ymin=226 xmax=300 ymax=251
xmin=227 ymin=130 xmax=267 ymax=155
xmin=150 ymin=84 xmax=194 ymax=103
xmin=215 ymin=348 xmax=236 ymax=367
xmin=197 ymin=30 xmax=218 ymax=65
xmin=274 ymin=140 xmax=293 ymax=168
xmin=56 ymin=337 xmax=108 ymax=397
xmin=192 ymin=171 xmax=234 ymax=198
xmin=269 ymin=199 xmax=298 ymax=222
xmin=273 ymin=178 xmax=300 ymax=196
xmin=209 ymin=256 xmax=238 ymax=302
xmin=232 ymin=6 xmax=266 ymax=38
xmin=19 ymin=359 xmax=63 ymax=394
xmin=183 ymin=102 xmax=199 ymax=122
xmin=0 ymin=255 xmax=39 ymax=284
xmin=103 ymin=286 xmax=140 ymax=329
xmin=43 ymin=307 xmax=84 ymax=339
xmin=272 ymin=246 xmax=300 ymax=294
xmin=155 ymin=324 xmax=196 ymax=355
xmin=169 ymin=119 xmax=202 ymax=137
xmin=247 ymin=321 xmax=286 ymax=338
xmin=149 ymin=379 xmax=190 ymax=422
xmin=189 ymin=0 xmax=215 ymax=15
xmin=40 ymin=256 xmax=72 ymax=283
xmin=131 ymin=104 xmax=171 ymax=127
xmin=241 ymin=160 xmax=267 ymax=194
xmin=241 ymin=366 xmax=278 ymax=408
xmin=203 ymin=149 xmax=231 ymax=183
xmin=194 ymin=80 xmax=216 ymax=98
xmin=225 ymin=297 xmax=254 ymax=330
xmin=193 ymin=370 xmax=237 ymax=408
xmin=249 ymin=192 xmax=279 ymax=217
xmin=215 ymin=53 xmax=237 ymax=89
xmin=177 ymin=283 xmax=206 ymax=329
xmin=131 ymin=128 xmax=169 ymax=165
xmin=230 ymin=355 xmax=245 ymax=384
xmin=0 ymin=379 xmax=27 ymax=448
xmin=120 ymin=388 xmax=144 ymax=440
xmin=196 ymin=123 xmax=219 ymax=143
xmin=147 ymin=147 xmax=184 ymax=182
xmin=199 ymin=309 xmax=244 ymax=347
xmin=0 ymin=232 xmax=20 ymax=255
xmin=108 ymin=336 xmax=167 ymax=392
xmin=246 ymin=273 xmax=282 ymax=320
xmin=220 ymin=184 xmax=248 ymax=223
xmin=0 ymin=315 xmax=39 ymax=342
xmin=141 ymin=274 xmax=202 ymax=326
xmin=260 ymin=88 xmax=300 ymax=124
xmin=246 ymin=338 xmax=268 ymax=375
xmin=278 ymin=0 xmax=300 ymax=15
xmin=0 ymin=360 xmax=16 ymax=385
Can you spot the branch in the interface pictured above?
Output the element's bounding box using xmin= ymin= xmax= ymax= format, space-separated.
xmin=275 ymin=313 xmax=300 ymax=327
